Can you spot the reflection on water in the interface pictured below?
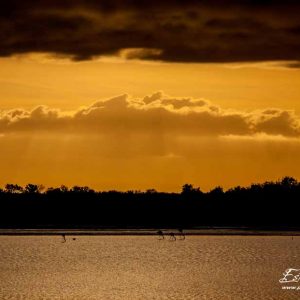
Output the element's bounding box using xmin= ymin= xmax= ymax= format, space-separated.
xmin=0 ymin=235 xmax=299 ymax=299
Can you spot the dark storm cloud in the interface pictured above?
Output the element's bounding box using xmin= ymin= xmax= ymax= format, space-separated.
xmin=1 ymin=0 xmax=300 ymax=63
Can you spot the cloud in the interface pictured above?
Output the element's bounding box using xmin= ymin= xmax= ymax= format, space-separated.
xmin=1 ymin=1 xmax=300 ymax=65
xmin=0 ymin=92 xmax=299 ymax=138
xmin=251 ymin=109 xmax=300 ymax=137
xmin=220 ymin=133 xmax=300 ymax=143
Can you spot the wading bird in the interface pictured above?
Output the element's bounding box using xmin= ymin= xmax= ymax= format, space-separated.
xmin=178 ymin=229 xmax=185 ymax=240
xmin=157 ymin=230 xmax=164 ymax=240
xmin=61 ymin=234 xmax=66 ymax=243
xmin=169 ymin=232 xmax=176 ymax=241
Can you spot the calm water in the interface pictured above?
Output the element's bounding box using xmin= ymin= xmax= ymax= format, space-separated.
xmin=0 ymin=235 xmax=299 ymax=300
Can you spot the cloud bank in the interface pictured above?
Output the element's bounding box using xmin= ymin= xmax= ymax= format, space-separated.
xmin=1 ymin=1 xmax=300 ymax=64
xmin=0 ymin=92 xmax=299 ymax=139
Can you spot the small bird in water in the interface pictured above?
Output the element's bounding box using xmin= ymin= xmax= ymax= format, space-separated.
xmin=169 ymin=232 xmax=176 ymax=241
xmin=178 ymin=229 xmax=185 ymax=240
xmin=157 ymin=230 xmax=164 ymax=240
xmin=61 ymin=234 xmax=66 ymax=243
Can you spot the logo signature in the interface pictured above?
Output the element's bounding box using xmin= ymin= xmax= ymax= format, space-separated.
xmin=279 ymin=268 xmax=300 ymax=285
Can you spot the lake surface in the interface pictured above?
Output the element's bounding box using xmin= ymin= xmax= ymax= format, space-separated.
xmin=0 ymin=235 xmax=299 ymax=299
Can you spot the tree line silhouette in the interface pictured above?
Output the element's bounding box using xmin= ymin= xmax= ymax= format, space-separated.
xmin=0 ymin=177 xmax=299 ymax=229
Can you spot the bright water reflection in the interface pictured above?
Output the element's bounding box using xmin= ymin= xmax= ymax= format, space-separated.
xmin=0 ymin=235 xmax=299 ymax=300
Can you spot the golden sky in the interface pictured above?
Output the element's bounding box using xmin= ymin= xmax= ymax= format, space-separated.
xmin=1 ymin=55 xmax=300 ymax=113
xmin=0 ymin=1 xmax=300 ymax=191
xmin=0 ymin=54 xmax=300 ymax=191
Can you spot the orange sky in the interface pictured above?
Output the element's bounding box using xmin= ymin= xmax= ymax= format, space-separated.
xmin=0 ymin=54 xmax=299 ymax=191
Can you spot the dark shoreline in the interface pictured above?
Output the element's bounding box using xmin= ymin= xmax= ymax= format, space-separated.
xmin=1 ymin=228 xmax=300 ymax=236
xmin=1 ymin=178 xmax=300 ymax=232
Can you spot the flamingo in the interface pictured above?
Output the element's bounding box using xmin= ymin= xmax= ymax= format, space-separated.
xmin=157 ymin=230 xmax=164 ymax=240
xmin=178 ymin=228 xmax=185 ymax=240
xmin=61 ymin=234 xmax=66 ymax=243
xmin=169 ymin=232 xmax=176 ymax=241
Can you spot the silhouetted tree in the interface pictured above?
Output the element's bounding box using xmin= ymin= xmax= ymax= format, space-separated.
xmin=146 ymin=189 xmax=157 ymax=194
xmin=0 ymin=177 xmax=299 ymax=229
xmin=181 ymin=184 xmax=202 ymax=195
xmin=60 ymin=185 xmax=69 ymax=193
xmin=5 ymin=184 xmax=23 ymax=194
xmin=209 ymin=186 xmax=223 ymax=196
xmin=25 ymin=184 xmax=44 ymax=194
xmin=71 ymin=186 xmax=94 ymax=193
xmin=281 ymin=176 xmax=298 ymax=187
